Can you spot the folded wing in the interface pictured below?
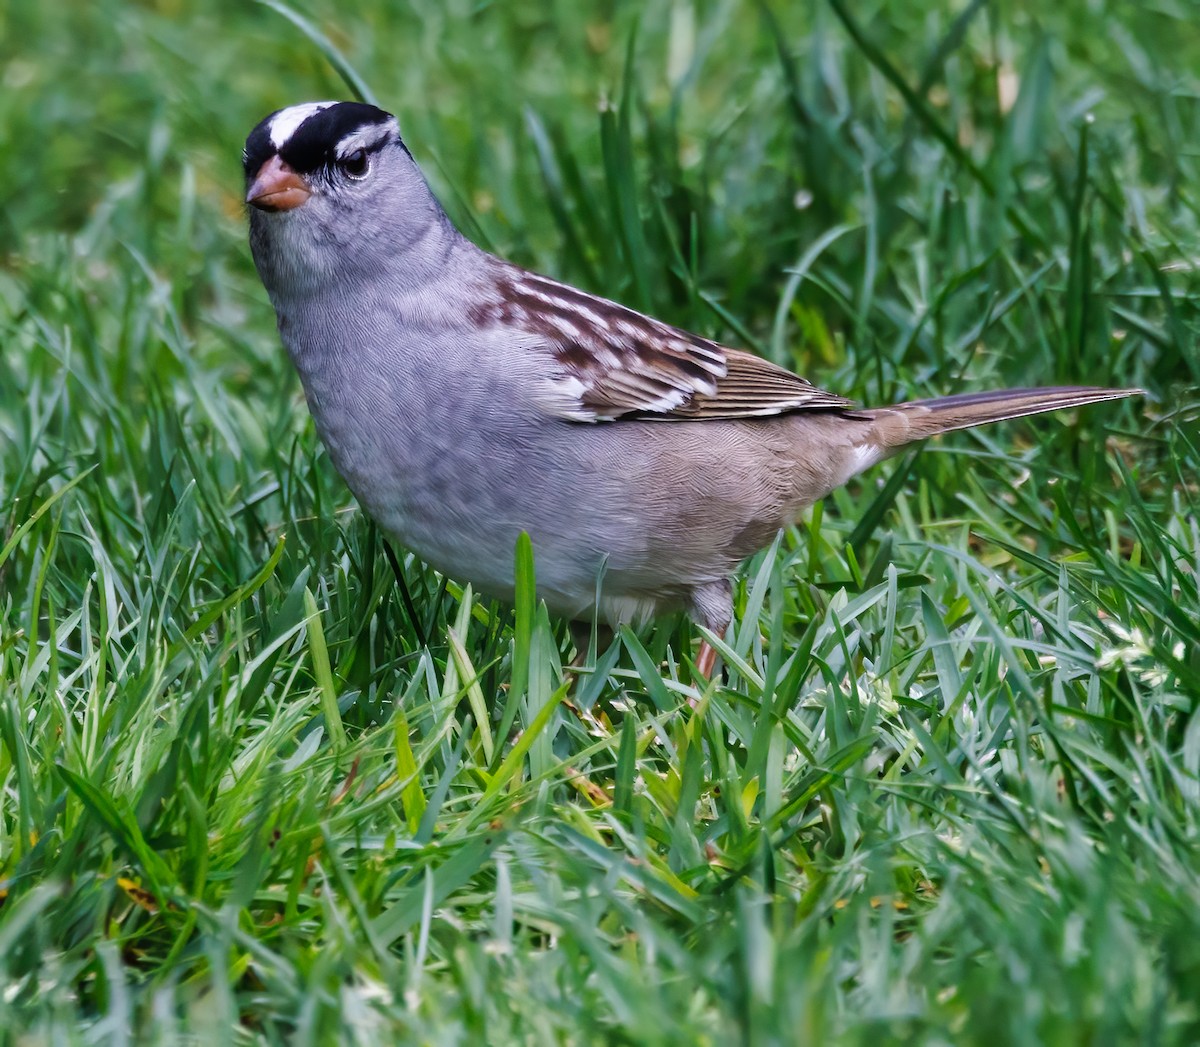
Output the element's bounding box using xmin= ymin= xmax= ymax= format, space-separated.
xmin=475 ymin=265 xmax=856 ymax=423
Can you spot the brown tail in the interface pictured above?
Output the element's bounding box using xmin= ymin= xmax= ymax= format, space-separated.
xmin=865 ymin=385 xmax=1141 ymax=452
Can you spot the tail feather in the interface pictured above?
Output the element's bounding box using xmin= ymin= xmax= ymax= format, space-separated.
xmin=866 ymin=385 xmax=1141 ymax=451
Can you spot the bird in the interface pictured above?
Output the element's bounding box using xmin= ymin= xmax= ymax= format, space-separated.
xmin=243 ymin=100 xmax=1139 ymax=678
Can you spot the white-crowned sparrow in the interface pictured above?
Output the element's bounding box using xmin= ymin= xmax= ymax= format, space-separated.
xmin=244 ymin=101 xmax=1139 ymax=675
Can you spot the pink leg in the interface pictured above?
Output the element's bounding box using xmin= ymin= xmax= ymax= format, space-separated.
xmin=690 ymin=579 xmax=732 ymax=683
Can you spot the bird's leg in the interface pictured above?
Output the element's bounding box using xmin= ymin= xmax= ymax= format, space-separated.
xmin=695 ymin=641 xmax=719 ymax=680
xmin=690 ymin=579 xmax=733 ymax=681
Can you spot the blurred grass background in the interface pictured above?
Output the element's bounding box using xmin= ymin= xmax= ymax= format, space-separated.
xmin=1 ymin=0 xmax=1198 ymax=1042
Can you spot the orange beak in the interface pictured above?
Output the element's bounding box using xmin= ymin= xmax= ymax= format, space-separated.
xmin=246 ymin=155 xmax=311 ymax=212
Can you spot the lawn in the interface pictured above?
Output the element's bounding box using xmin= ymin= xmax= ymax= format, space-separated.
xmin=1 ymin=0 xmax=1197 ymax=1042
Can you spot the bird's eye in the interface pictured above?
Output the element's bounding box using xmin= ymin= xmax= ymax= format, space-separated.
xmin=340 ymin=149 xmax=371 ymax=180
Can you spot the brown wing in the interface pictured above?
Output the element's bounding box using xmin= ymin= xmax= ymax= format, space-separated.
xmin=474 ymin=265 xmax=856 ymax=422
xmin=664 ymin=347 xmax=857 ymax=420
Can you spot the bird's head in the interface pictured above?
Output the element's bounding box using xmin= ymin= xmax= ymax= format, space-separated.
xmin=243 ymin=101 xmax=448 ymax=295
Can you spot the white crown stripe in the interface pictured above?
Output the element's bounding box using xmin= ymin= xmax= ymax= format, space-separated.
xmin=268 ymin=102 xmax=338 ymax=149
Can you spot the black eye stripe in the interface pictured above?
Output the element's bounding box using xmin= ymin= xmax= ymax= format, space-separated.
xmin=243 ymin=102 xmax=393 ymax=179
xmin=280 ymin=103 xmax=391 ymax=174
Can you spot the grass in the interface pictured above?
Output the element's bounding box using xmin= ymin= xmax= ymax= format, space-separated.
xmin=1 ymin=0 xmax=1198 ymax=1041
